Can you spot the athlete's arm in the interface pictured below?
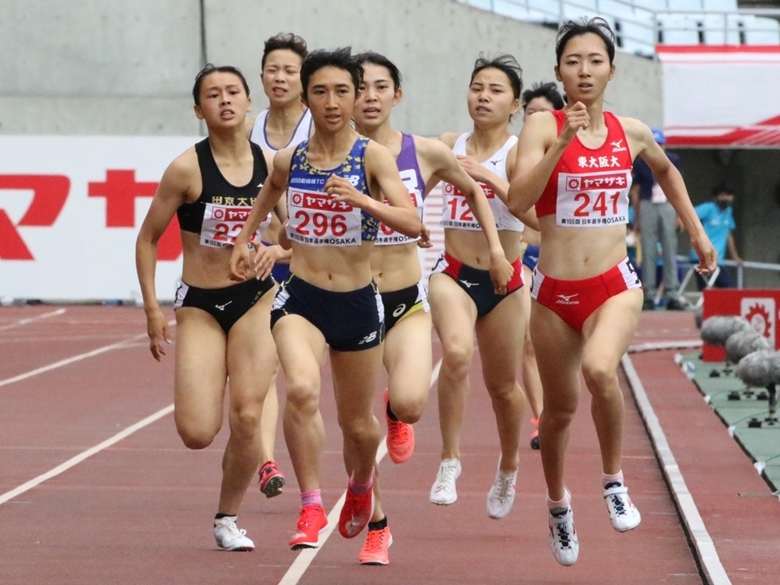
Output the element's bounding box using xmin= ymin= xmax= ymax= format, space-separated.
xmin=426 ymin=139 xmax=514 ymax=293
xmin=135 ymin=150 xmax=193 ymax=360
xmin=507 ymin=103 xmax=586 ymax=217
xmin=625 ymin=118 xmax=716 ymax=274
xmin=329 ymin=140 xmax=422 ymax=238
xmin=230 ymin=149 xmax=292 ymax=280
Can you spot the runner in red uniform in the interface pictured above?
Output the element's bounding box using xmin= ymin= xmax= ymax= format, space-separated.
xmin=508 ymin=18 xmax=716 ymax=566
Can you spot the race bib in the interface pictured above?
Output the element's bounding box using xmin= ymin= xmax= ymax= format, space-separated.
xmin=377 ymin=169 xmax=423 ymax=246
xmin=440 ymin=182 xmax=495 ymax=231
xmin=200 ymin=203 xmax=266 ymax=248
xmin=286 ymin=187 xmax=362 ymax=246
xmin=555 ymin=170 xmax=631 ymax=227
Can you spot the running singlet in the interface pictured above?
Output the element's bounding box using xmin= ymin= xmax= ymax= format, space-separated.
xmin=286 ymin=136 xmax=379 ymax=247
xmin=440 ymin=133 xmax=523 ymax=232
xmin=377 ymin=133 xmax=425 ymax=246
xmin=177 ymin=139 xmax=270 ymax=248
xmin=536 ymin=110 xmax=632 ymax=227
xmin=249 ymin=108 xmax=313 ymax=153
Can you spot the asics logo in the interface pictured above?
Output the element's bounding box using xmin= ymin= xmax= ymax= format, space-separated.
xmin=358 ymin=331 xmax=378 ymax=345
xmin=392 ymin=303 xmax=407 ymax=318
xmin=556 ymin=293 xmax=579 ymax=305
xmin=215 ymin=300 xmax=233 ymax=311
xmin=459 ymin=279 xmax=479 ymax=288
xmin=610 ymin=139 xmax=627 ymax=153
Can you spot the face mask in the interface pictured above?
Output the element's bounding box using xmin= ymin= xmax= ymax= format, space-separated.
xmin=716 ymin=199 xmax=732 ymax=211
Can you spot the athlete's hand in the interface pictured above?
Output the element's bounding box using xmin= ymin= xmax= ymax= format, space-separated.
xmin=325 ymin=174 xmax=365 ymax=209
xmin=145 ymin=307 xmax=171 ymax=361
xmin=691 ymin=235 xmax=718 ymax=276
xmin=417 ymin=224 xmax=433 ymax=249
xmin=488 ymin=252 xmax=514 ymax=295
xmin=456 ymin=155 xmax=491 ymax=184
xmin=252 ymin=244 xmax=285 ymax=281
xmin=560 ymin=101 xmax=589 ymax=143
xmin=229 ymin=241 xmax=252 ymax=281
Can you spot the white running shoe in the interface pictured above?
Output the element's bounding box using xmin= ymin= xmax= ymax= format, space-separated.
xmin=486 ymin=465 xmax=517 ymax=519
xmin=429 ymin=458 xmax=462 ymax=505
xmin=213 ymin=517 xmax=255 ymax=551
xmin=548 ymin=506 xmax=579 ymax=566
xmin=603 ymin=483 xmax=641 ymax=532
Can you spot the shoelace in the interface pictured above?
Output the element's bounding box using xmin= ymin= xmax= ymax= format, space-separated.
xmin=219 ymin=521 xmax=247 ymax=538
xmin=364 ymin=529 xmax=387 ymax=551
xmin=435 ymin=464 xmax=458 ymax=489
xmin=298 ymin=508 xmax=319 ymax=529
xmin=609 ymin=494 xmax=627 ymax=516
xmin=555 ymin=522 xmax=572 ymax=548
xmin=492 ymin=475 xmax=514 ymax=501
xmin=388 ymin=418 xmax=410 ymax=443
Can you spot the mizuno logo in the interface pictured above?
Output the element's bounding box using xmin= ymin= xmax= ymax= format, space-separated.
xmin=257 ymin=182 xmax=264 ymax=188
xmin=459 ymin=280 xmax=479 ymax=288
xmin=555 ymin=294 xmax=579 ymax=305
xmin=215 ymin=301 xmax=233 ymax=311
xmin=610 ymin=139 xmax=627 ymax=152
xmin=489 ymin=158 xmax=503 ymax=166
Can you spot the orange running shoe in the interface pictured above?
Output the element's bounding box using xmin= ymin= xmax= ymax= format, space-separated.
xmin=338 ymin=474 xmax=374 ymax=538
xmin=384 ymin=390 xmax=415 ymax=464
xmin=288 ymin=504 xmax=327 ymax=550
xmin=358 ymin=526 xmax=393 ymax=565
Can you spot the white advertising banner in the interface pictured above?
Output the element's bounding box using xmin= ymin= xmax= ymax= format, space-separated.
xmin=657 ymin=46 xmax=780 ymax=148
xmin=0 ymin=136 xmax=197 ymax=302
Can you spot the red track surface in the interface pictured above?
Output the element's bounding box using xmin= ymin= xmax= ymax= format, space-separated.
xmin=0 ymin=306 xmax=776 ymax=584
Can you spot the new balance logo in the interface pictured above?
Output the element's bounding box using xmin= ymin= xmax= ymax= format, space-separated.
xmin=555 ymin=293 xmax=579 ymax=305
xmin=358 ymin=331 xmax=378 ymax=345
xmin=215 ymin=301 xmax=233 ymax=311
xmin=610 ymin=139 xmax=627 ymax=153
xmin=459 ymin=280 xmax=479 ymax=288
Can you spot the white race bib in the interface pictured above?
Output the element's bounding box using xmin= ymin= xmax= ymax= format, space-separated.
xmin=440 ymin=182 xmax=493 ymax=231
xmin=377 ymin=169 xmax=423 ymax=245
xmin=286 ymin=188 xmax=362 ymax=246
xmin=555 ymin=170 xmax=631 ymax=227
xmin=200 ymin=203 xmax=266 ymax=248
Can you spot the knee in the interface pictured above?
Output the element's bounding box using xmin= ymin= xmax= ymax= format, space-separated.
xmin=441 ymin=342 xmax=473 ymax=377
xmin=338 ymin=412 xmax=378 ymax=443
xmin=176 ymin=424 xmax=217 ymax=450
xmin=284 ymin=377 xmax=320 ymax=417
xmin=581 ymin=360 xmax=618 ymax=398
xmin=388 ymin=393 xmax=426 ymax=424
xmin=229 ymin=402 xmax=263 ymax=440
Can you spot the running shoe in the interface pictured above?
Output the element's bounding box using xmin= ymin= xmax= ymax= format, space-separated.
xmin=429 ymin=458 xmax=461 ymax=505
xmin=213 ymin=517 xmax=255 ymax=551
xmin=529 ymin=417 xmax=540 ymax=450
xmin=258 ymin=460 xmax=285 ymax=498
xmin=548 ymin=506 xmax=578 ymax=566
xmin=384 ymin=390 xmax=415 ymax=464
xmin=603 ymin=483 xmax=642 ymax=532
xmin=338 ymin=476 xmax=374 ymax=539
xmin=486 ymin=465 xmax=517 ymax=519
xmin=289 ymin=504 xmax=328 ymax=550
xmin=358 ymin=525 xmax=393 ymax=565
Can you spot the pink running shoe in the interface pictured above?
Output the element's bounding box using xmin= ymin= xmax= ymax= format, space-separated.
xmin=338 ymin=473 xmax=374 ymax=538
xmin=288 ymin=504 xmax=328 ymax=550
xmin=359 ymin=526 xmax=393 ymax=565
xmin=258 ymin=460 xmax=285 ymax=498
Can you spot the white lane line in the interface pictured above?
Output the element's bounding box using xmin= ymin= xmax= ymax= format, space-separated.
xmin=0 ymin=308 xmax=67 ymax=332
xmin=278 ymin=358 xmax=443 ymax=585
xmin=622 ymin=354 xmax=732 ymax=585
xmin=628 ymin=339 xmax=702 ymax=353
xmin=0 ymin=404 xmax=174 ymax=506
xmin=0 ymin=320 xmax=175 ymax=389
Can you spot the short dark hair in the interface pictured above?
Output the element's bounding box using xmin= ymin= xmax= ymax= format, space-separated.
xmin=521 ymin=81 xmax=565 ymax=111
xmin=192 ymin=64 xmax=250 ymax=106
xmin=556 ymin=17 xmax=616 ymax=66
xmin=470 ymin=53 xmax=523 ymax=99
xmin=354 ymin=51 xmax=403 ymax=91
xmin=261 ymin=32 xmax=308 ymax=71
xmin=300 ymin=47 xmax=363 ymax=101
